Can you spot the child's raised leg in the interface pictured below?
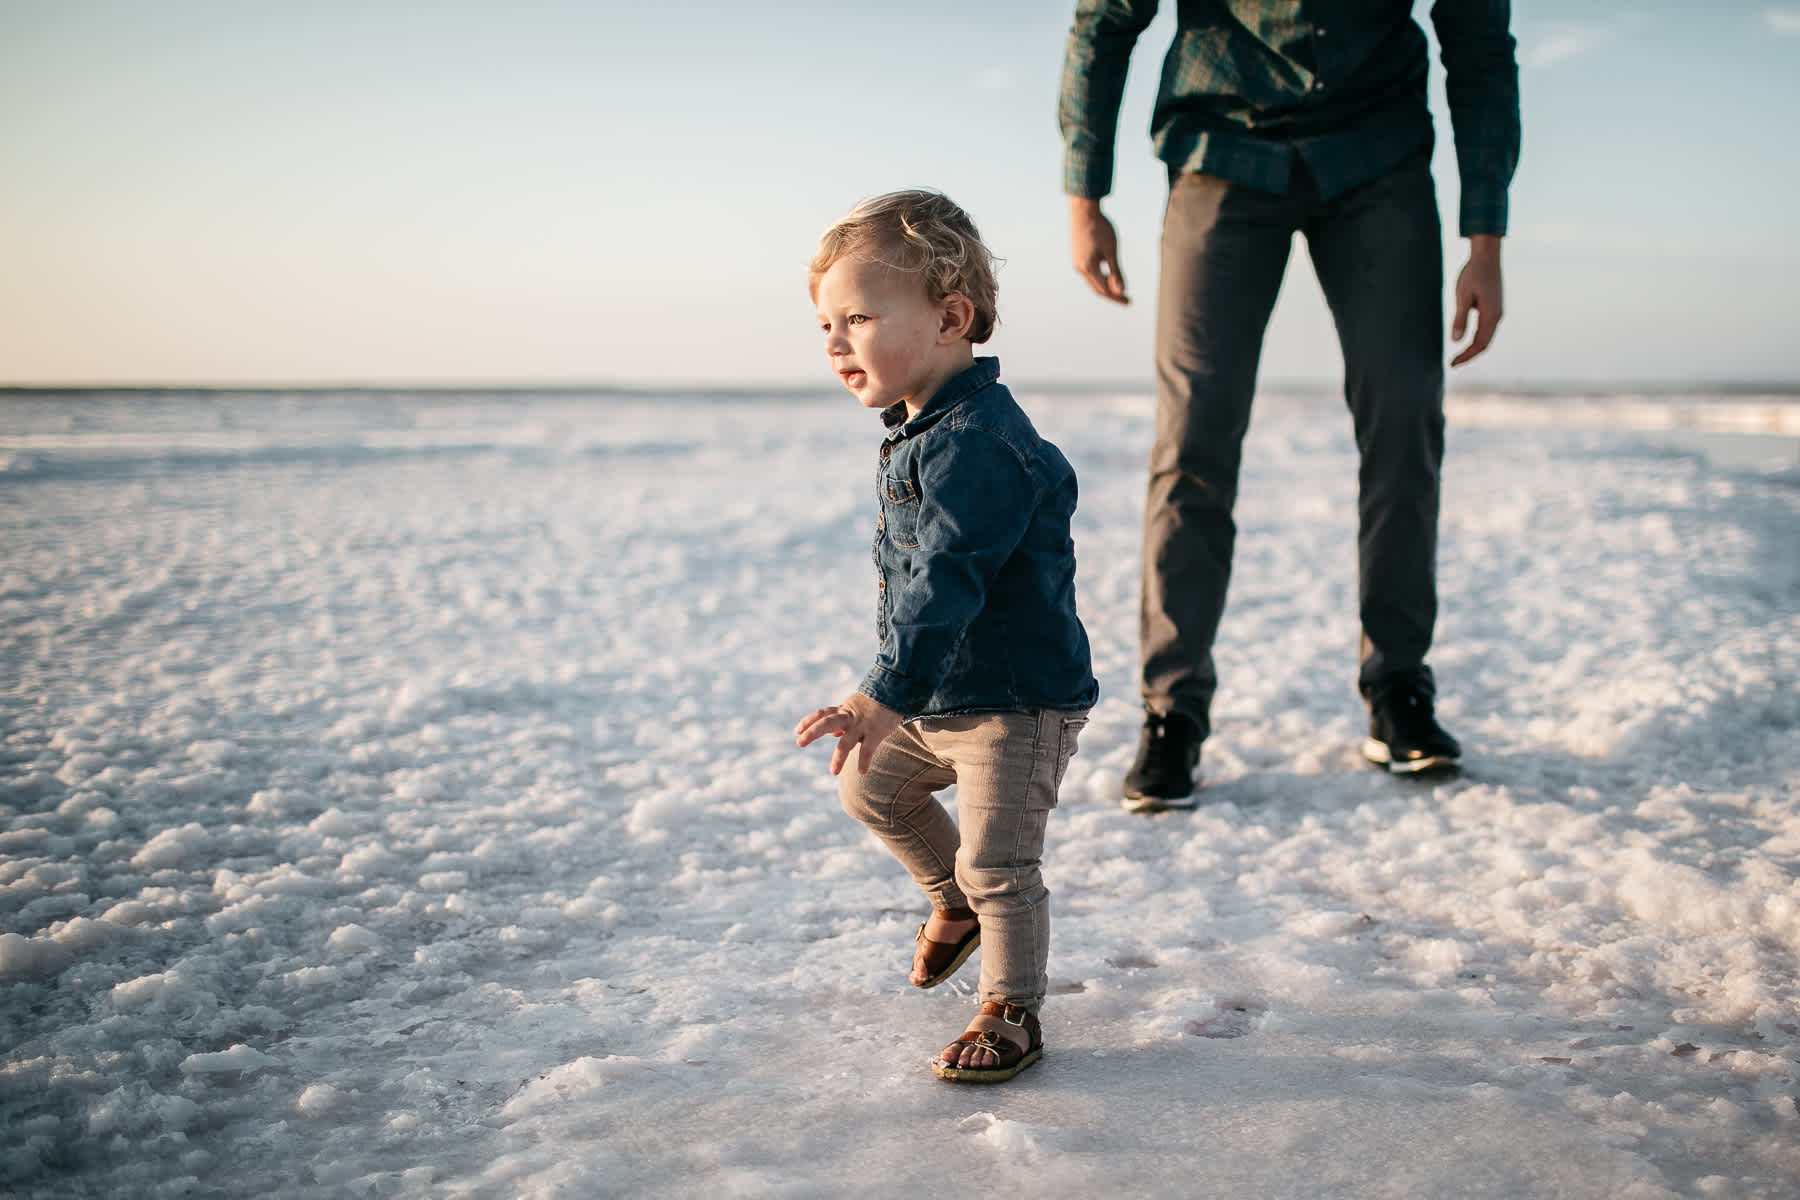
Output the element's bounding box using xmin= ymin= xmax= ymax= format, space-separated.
xmin=838 ymin=723 xmax=978 ymax=986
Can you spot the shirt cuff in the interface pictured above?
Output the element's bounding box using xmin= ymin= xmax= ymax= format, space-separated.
xmin=1064 ymin=150 xmax=1113 ymax=200
xmin=1458 ymin=182 xmax=1510 ymax=239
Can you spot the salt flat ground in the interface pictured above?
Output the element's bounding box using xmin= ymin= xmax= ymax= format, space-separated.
xmin=2 ymin=388 xmax=1797 ymax=1199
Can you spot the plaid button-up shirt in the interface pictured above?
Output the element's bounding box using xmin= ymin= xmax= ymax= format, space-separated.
xmin=1059 ymin=0 xmax=1520 ymax=236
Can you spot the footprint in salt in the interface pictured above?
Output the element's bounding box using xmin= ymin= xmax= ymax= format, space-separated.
xmin=1184 ymin=996 xmax=1268 ymax=1039
xmin=1104 ymin=952 xmax=1159 ymax=970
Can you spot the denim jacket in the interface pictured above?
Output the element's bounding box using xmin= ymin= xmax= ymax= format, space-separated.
xmin=858 ymin=357 xmax=1099 ymax=720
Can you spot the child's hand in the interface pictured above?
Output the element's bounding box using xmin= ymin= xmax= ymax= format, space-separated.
xmin=793 ymin=693 xmax=903 ymax=776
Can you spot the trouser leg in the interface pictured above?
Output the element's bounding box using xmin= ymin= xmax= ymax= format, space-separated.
xmin=1145 ymin=172 xmax=1296 ymax=735
xmin=921 ymin=710 xmax=1084 ymax=1012
xmin=838 ymin=722 xmax=965 ymax=913
xmin=1303 ymin=152 xmax=1446 ymax=689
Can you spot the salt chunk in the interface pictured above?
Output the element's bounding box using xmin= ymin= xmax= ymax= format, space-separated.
xmin=328 ymin=923 xmax=381 ymax=955
xmin=309 ymin=808 xmax=361 ymax=837
xmin=959 ymin=1112 xmax=1054 ymax=1161
xmin=100 ymin=900 xmax=155 ymax=926
xmin=338 ymin=844 xmax=398 ymax=878
xmin=186 ymin=738 xmax=236 ymax=766
xmin=496 ymin=1056 xmax=658 ymax=1122
xmin=0 ymin=932 xmax=72 ymax=980
xmin=112 ymin=970 xmax=185 ymax=1012
xmin=131 ymin=822 xmax=212 ymax=870
xmin=49 ymin=916 xmax=121 ymax=953
xmin=297 ymin=1083 xmax=345 ymax=1116
xmin=179 ymin=1044 xmax=277 ymax=1075
xmin=283 ymin=964 xmax=344 ymax=988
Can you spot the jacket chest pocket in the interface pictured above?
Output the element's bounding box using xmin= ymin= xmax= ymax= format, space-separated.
xmin=881 ymin=472 xmax=922 ymax=549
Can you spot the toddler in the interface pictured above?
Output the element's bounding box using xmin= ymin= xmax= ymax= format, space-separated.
xmin=794 ymin=189 xmax=1097 ymax=1083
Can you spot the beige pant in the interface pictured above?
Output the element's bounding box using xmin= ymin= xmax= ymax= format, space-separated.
xmin=839 ymin=709 xmax=1087 ymax=1012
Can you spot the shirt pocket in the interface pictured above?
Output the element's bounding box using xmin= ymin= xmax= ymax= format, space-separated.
xmin=881 ymin=472 xmax=922 ymax=549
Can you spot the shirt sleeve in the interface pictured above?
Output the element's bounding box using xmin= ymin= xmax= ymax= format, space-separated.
xmin=1059 ymin=0 xmax=1161 ymax=199
xmin=1431 ymin=0 xmax=1522 ymax=237
xmin=858 ymin=430 xmax=1036 ymax=716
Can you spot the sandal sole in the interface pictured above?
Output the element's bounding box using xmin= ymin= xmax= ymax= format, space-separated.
xmin=914 ymin=927 xmax=980 ymax=989
xmin=931 ymin=1046 xmax=1042 ymax=1084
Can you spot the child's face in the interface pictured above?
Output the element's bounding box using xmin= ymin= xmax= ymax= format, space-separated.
xmin=814 ymin=255 xmax=965 ymax=416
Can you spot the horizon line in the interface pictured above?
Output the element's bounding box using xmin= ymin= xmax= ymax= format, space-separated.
xmin=7 ymin=378 xmax=1800 ymax=398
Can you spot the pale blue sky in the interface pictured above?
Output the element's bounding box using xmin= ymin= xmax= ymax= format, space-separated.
xmin=2 ymin=1 xmax=1796 ymax=387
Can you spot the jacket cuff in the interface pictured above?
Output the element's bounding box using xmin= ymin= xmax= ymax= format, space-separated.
xmin=857 ymin=664 xmax=917 ymax=718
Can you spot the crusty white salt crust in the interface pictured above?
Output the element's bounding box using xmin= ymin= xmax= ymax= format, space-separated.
xmin=1 ymin=389 xmax=1796 ymax=1198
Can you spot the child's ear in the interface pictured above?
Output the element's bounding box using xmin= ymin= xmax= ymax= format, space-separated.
xmin=938 ymin=293 xmax=976 ymax=342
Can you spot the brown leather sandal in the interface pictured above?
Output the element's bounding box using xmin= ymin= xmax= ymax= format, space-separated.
xmin=913 ymin=907 xmax=979 ymax=989
xmin=931 ymin=1001 xmax=1042 ymax=1083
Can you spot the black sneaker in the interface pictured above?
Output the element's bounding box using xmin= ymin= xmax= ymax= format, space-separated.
xmin=1362 ymin=677 xmax=1461 ymax=774
xmin=1122 ymin=711 xmax=1202 ymax=812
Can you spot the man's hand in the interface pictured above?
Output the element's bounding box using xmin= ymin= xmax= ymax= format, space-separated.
xmin=794 ymin=692 xmax=904 ymax=776
xmin=1070 ymin=196 xmax=1129 ymax=304
xmin=1450 ymin=234 xmax=1504 ymax=367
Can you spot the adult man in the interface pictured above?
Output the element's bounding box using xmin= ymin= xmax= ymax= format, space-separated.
xmin=1059 ymin=1 xmax=1520 ymax=810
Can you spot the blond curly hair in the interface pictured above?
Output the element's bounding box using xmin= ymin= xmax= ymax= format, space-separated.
xmin=808 ymin=190 xmax=1000 ymax=344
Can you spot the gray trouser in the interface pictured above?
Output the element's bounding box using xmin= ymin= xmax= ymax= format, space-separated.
xmin=839 ymin=709 xmax=1086 ymax=1012
xmin=1145 ymin=153 xmax=1446 ymax=737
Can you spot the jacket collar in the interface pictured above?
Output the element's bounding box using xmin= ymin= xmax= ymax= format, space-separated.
xmin=881 ymin=356 xmax=1001 ymax=433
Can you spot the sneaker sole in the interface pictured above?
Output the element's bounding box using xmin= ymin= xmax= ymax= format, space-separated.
xmin=1362 ymin=738 xmax=1460 ymax=775
xmin=1121 ymin=789 xmax=1201 ymax=813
